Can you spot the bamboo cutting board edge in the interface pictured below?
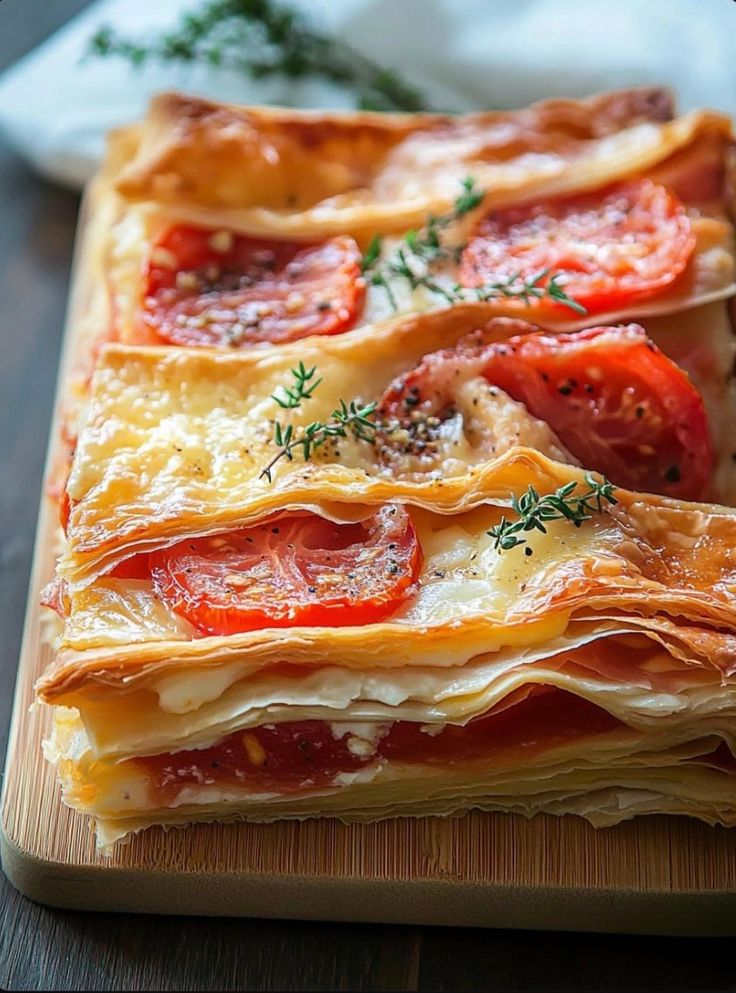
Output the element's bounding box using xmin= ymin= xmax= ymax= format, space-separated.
xmin=4 ymin=830 xmax=736 ymax=936
xmin=4 ymin=193 xmax=736 ymax=933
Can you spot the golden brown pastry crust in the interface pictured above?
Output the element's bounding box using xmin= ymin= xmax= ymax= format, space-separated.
xmin=116 ymin=88 xmax=681 ymax=211
xmin=40 ymin=450 xmax=736 ymax=704
xmin=58 ymin=303 xmax=736 ymax=588
xmin=111 ymin=88 xmax=731 ymax=230
xmin=36 ymin=88 xmax=736 ymax=848
xmin=92 ymin=88 xmax=736 ymax=425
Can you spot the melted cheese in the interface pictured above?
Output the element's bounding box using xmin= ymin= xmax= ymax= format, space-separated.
xmin=59 ymin=299 xmax=736 ymax=590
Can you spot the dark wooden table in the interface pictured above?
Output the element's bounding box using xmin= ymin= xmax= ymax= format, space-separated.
xmin=1 ymin=2 xmax=735 ymax=989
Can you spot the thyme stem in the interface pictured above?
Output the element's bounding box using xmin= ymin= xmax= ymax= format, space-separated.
xmin=261 ymin=399 xmax=378 ymax=482
xmin=362 ymin=178 xmax=587 ymax=316
xmin=488 ymin=474 xmax=618 ymax=552
xmin=88 ymin=0 xmax=428 ymax=112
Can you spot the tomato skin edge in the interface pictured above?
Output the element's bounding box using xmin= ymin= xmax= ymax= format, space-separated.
xmin=460 ymin=180 xmax=696 ymax=316
xmin=139 ymin=228 xmax=366 ymax=348
xmin=149 ymin=509 xmax=424 ymax=637
xmin=479 ymin=324 xmax=713 ymax=501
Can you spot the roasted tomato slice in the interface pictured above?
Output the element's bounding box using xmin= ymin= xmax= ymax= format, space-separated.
xmin=479 ymin=324 xmax=713 ymax=499
xmin=150 ymin=506 xmax=422 ymax=636
xmin=107 ymin=554 xmax=154 ymax=580
xmin=460 ymin=180 xmax=695 ymax=314
xmin=141 ymin=226 xmax=365 ymax=347
xmin=376 ymin=321 xmax=712 ymax=499
xmin=138 ymin=688 xmax=619 ymax=799
xmin=374 ymin=318 xmax=575 ymax=475
xmin=58 ymin=488 xmax=72 ymax=533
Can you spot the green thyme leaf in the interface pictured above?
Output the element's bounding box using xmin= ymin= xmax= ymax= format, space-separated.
xmin=271 ymin=362 xmax=322 ymax=409
xmin=487 ymin=473 xmax=618 ymax=553
xmin=360 ymin=235 xmax=383 ymax=273
xmin=261 ymin=367 xmax=378 ymax=481
xmin=453 ymin=176 xmax=484 ymax=217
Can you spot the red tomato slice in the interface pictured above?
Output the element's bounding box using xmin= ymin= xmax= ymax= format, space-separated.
xmin=460 ymin=180 xmax=695 ymax=314
xmin=107 ymin=554 xmax=154 ymax=580
xmin=138 ymin=721 xmax=370 ymax=800
xmin=480 ymin=324 xmax=713 ymax=500
xmin=141 ymin=226 xmax=365 ymax=347
xmin=58 ymin=488 xmax=72 ymax=533
xmin=137 ymin=688 xmax=620 ymax=801
xmin=149 ymin=507 xmax=422 ymax=636
xmin=376 ymin=322 xmax=713 ymax=499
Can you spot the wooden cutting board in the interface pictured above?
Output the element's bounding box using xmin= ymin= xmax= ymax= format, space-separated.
xmin=4 ymin=570 xmax=736 ymax=934
xmin=3 ymin=203 xmax=736 ymax=935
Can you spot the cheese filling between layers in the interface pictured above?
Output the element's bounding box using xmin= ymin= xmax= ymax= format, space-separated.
xmin=48 ymin=681 xmax=736 ymax=845
xmin=48 ymin=624 xmax=736 ymax=764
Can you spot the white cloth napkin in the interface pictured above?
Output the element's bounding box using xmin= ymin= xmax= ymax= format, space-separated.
xmin=0 ymin=0 xmax=734 ymax=189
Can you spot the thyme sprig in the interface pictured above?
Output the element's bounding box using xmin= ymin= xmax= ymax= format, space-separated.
xmin=88 ymin=0 xmax=428 ymax=112
xmin=271 ymin=362 xmax=322 ymax=409
xmin=260 ymin=401 xmax=378 ymax=481
xmin=488 ymin=474 xmax=618 ymax=552
xmin=261 ymin=374 xmax=378 ymax=482
xmin=362 ymin=176 xmax=484 ymax=300
xmin=402 ymin=176 xmax=484 ymax=264
xmin=471 ymin=268 xmax=588 ymax=314
xmin=362 ymin=177 xmax=587 ymax=316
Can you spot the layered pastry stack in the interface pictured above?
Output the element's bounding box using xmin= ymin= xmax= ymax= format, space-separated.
xmin=36 ymin=87 xmax=736 ymax=850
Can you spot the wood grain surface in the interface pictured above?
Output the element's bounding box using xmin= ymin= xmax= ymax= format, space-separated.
xmin=2 ymin=1 xmax=736 ymax=989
